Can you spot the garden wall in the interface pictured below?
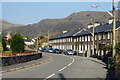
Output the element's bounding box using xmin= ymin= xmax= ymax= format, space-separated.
xmin=0 ymin=53 xmax=42 ymax=66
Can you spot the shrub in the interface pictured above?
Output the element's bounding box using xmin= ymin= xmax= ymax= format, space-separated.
xmin=10 ymin=33 xmax=25 ymax=53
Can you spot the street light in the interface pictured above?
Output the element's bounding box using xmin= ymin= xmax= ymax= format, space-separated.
xmin=91 ymin=5 xmax=113 ymax=17
xmin=91 ymin=0 xmax=116 ymax=57
xmin=81 ymin=17 xmax=95 ymax=56
xmin=83 ymin=21 xmax=95 ymax=56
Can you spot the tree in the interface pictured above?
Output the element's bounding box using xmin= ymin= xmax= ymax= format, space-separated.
xmin=0 ymin=43 xmax=3 ymax=53
xmin=0 ymin=35 xmax=7 ymax=52
xmin=0 ymin=35 xmax=7 ymax=51
xmin=10 ymin=33 xmax=25 ymax=53
xmin=115 ymin=43 xmax=120 ymax=75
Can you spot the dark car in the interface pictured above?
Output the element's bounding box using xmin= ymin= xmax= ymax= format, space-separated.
xmin=53 ymin=49 xmax=61 ymax=54
xmin=64 ymin=49 xmax=75 ymax=55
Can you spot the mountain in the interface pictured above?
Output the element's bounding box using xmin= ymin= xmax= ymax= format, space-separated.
xmin=3 ymin=10 xmax=120 ymax=36
xmin=0 ymin=19 xmax=22 ymax=31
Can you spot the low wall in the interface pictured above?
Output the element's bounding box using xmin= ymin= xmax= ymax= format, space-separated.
xmin=0 ymin=53 xmax=42 ymax=66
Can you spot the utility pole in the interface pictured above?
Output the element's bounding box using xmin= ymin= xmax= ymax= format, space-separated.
xmin=48 ymin=30 xmax=49 ymax=47
xmin=93 ymin=22 xmax=95 ymax=56
xmin=36 ymin=33 xmax=39 ymax=53
xmin=112 ymin=0 xmax=116 ymax=57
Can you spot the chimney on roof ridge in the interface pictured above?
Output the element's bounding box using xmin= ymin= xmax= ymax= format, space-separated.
xmin=108 ymin=18 xmax=113 ymax=24
xmin=94 ymin=21 xmax=100 ymax=27
xmin=63 ymin=31 xmax=67 ymax=33
xmin=87 ymin=23 xmax=93 ymax=29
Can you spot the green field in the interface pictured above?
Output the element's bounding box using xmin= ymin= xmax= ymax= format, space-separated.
xmin=3 ymin=51 xmax=12 ymax=54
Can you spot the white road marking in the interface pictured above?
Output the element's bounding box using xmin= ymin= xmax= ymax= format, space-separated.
xmin=68 ymin=63 xmax=72 ymax=66
xmin=58 ymin=66 xmax=67 ymax=72
xmin=45 ymin=73 xmax=55 ymax=79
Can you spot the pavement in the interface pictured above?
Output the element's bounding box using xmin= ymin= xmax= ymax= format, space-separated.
xmin=2 ymin=52 xmax=107 ymax=79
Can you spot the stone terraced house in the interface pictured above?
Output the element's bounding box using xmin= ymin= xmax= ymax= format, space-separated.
xmin=49 ymin=20 xmax=120 ymax=57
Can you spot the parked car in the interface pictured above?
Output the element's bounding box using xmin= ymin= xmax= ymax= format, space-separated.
xmin=53 ymin=49 xmax=61 ymax=54
xmin=39 ymin=47 xmax=47 ymax=52
xmin=47 ymin=48 xmax=54 ymax=53
xmin=64 ymin=49 xmax=75 ymax=55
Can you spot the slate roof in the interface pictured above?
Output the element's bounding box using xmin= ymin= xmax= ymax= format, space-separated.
xmin=50 ymin=28 xmax=83 ymax=40
xmin=63 ymin=28 xmax=83 ymax=37
xmin=50 ymin=32 xmax=69 ymax=40
xmin=76 ymin=21 xmax=120 ymax=36
xmin=25 ymin=39 xmax=33 ymax=42
xmin=50 ymin=21 xmax=120 ymax=39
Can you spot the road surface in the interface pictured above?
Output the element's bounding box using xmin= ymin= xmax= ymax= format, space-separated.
xmin=2 ymin=52 xmax=107 ymax=79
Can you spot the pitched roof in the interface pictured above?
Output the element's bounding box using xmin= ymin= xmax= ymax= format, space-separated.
xmin=76 ymin=21 xmax=120 ymax=36
xmin=25 ymin=39 xmax=33 ymax=42
xmin=50 ymin=28 xmax=83 ymax=40
xmin=50 ymin=21 xmax=120 ymax=39
xmin=63 ymin=28 xmax=83 ymax=37
xmin=50 ymin=32 xmax=68 ymax=40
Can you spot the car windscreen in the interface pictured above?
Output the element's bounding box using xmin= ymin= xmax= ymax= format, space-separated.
xmin=67 ymin=50 xmax=73 ymax=51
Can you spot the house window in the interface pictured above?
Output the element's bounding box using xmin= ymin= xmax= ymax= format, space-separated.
xmin=82 ymin=36 xmax=84 ymax=42
xmin=95 ymin=35 xmax=97 ymax=40
xmin=103 ymin=34 xmax=106 ymax=39
xmin=69 ymin=38 xmax=70 ymax=42
xmin=85 ymin=44 xmax=87 ymax=50
xmin=77 ymin=37 xmax=79 ymax=42
xmin=79 ymin=37 xmax=81 ymax=42
xmin=88 ymin=44 xmax=90 ymax=50
xmin=108 ymin=32 xmax=110 ymax=39
xmin=99 ymin=34 xmax=102 ymax=40
xmin=85 ymin=36 xmax=87 ymax=41
xmin=71 ymin=38 xmax=72 ymax=42
xmin=88 ymin=35 xmax=90 ymax=41
xmin=74 ymin=38 xmax=76 ymax=42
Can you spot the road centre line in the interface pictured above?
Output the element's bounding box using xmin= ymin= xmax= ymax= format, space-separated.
xmin=68 ymin=63 xmax=72 ymax=66
xmin=45 ymin=55 xmax=75 ymax=79
xmin=45 ymin=73 xmax=55 ymax=79
xmin=58 ymin=66 xmax=67 ymax=72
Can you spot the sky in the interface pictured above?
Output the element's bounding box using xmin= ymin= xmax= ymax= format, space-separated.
xmin=0 ymin=2 xmax=118 ymax=25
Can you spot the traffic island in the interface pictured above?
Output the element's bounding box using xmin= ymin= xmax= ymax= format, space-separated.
xmin=0 ymin=52 xmax=42 ymax=67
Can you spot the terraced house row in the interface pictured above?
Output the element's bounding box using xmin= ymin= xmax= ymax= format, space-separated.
xmin=49 ymin=19 xmax=120 ymax=57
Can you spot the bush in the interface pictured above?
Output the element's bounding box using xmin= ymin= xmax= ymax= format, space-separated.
xmin=0 ymin=35 xmax=7 ymax=51
xmin=10 ymin=33 xmax=25 ymax=53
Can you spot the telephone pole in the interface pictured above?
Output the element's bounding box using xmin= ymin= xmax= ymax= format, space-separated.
xmin=112 ymin=0 xmax=116 ymax=57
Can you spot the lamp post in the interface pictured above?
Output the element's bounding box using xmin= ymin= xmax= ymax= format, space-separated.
xmin=36 ymin=33 xmax=39 ymax=53
xmin=91 ymin=0 xmax=116 ymax=57
xmin=83 ymin=17 xmax=95 ymax=56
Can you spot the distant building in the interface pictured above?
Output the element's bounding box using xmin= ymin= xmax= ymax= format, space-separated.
xmin=6 ymin=33 xmax=12 ymax=41
xmin=24 ymin=39 xmax=34 ymax=46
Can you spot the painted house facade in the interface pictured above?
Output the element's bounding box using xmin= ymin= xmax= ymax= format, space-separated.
xmin=49 ymin=21 xmax=120 ymax=57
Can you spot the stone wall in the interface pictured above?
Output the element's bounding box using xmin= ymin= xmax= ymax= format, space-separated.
xmin=0 ymin=53 xmax=42 ymax=66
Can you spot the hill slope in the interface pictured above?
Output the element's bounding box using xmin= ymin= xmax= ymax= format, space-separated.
xmin=3 ymin=10 xmax=119 ymax=36
xmin=0 ymin=19 xmax=22 ymax=31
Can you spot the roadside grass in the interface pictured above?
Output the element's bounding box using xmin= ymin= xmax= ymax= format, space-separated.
xmin=3 ymin=51 xmax=12 ymax=54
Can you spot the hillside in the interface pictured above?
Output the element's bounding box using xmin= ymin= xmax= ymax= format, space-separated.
xmin=3 ymin=10 xmax=120 ymax=36
xmin=0 ymin=19 xmax=22 ymax=31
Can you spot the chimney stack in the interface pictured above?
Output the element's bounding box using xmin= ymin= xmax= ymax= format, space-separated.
xmin=63 ymin=31 xmax=67 ymax=33
xmin=87 ymin=23 xmax=93 ymax=28
xmin=94 ymin=21 xmax=100 ymax=27
xmin=108 ymin=18 xmax=113 ymax=24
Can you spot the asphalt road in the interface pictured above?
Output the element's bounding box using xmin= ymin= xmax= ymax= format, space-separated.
xmin=2 ymin=52 xmax=107 ymax=79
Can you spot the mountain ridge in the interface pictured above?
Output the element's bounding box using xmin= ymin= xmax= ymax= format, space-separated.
xmin=2 ymin=10 xmax=120 ymax=36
